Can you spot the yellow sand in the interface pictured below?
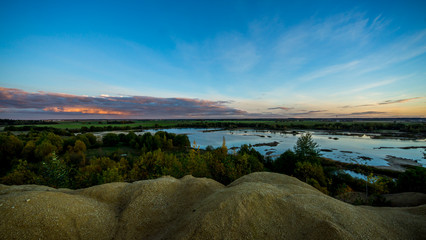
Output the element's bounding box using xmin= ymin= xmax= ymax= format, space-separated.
xmin=0 ymin=172 xmax=425 ymax=239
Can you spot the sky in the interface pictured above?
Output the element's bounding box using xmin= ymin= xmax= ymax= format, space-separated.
xmin=0 ymin=0 xmax=425 ymax=119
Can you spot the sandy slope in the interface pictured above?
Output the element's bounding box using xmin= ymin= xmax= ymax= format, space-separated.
xmin=0 ymin=172 xmax=425 ymax=240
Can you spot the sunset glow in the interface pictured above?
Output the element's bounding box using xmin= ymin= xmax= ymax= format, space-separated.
xmin=43 ymin=107 xmax=127 ymax=115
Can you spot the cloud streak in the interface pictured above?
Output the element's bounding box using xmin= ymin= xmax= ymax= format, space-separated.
xmin=341 ymin=97 xmax=423 ymax=108
xmin=267 ymin=107 xmax=293 ymax=110
xmin=0 ymin=87 xmax=247 ymax=119
xmin=344 ymin=111 xmax=387 ymax=116
xmin=379 ymin=97 xmax=423 ymax=105
xmin=289 ymin=110 xmax=327 ymax=116
xmin=341 ymin=104 xmax=375 ymax=109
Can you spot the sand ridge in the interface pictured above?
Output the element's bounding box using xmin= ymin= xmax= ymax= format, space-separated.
xmin=0 ymin=172 xmax=425 ymax=239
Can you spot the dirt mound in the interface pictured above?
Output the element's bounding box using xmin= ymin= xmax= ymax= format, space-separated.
xmin=1 ymin=172 xmax=425 ymax=239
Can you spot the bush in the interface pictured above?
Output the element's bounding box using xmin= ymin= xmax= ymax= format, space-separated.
xmin=102 ymin=133 xmax=120 ymax=146
xmin=274 ymin=150 xmax=297 ymax=175
xmin=35 ymin=140 xmax=57 ymax=161
xmin=1 ymin=160 xmax=38 ymax=185
xmin=0 ymin=133 xmax=24 ymax=172
xmin=173 ymin=134 xmax=190 ymax=148
xmin=307 ymin=178 xmax=328 ymax=194
xmin=101 ymin=167 xmax=123 ymax=184
xmin=397 ymin=167 xmax=426 ymax=193
xmin=294 ymin=161 xmax=327 ymax=187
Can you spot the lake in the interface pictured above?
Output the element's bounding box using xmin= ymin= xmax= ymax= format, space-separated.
xmin=143 ymin=128 xmax=425 ymax=168
xmin=91 ymin=128 xmax=426 ymax=168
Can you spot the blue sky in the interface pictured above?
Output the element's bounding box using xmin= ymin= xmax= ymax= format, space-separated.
xmin=0 ymin=0 xmax=425 ymax=119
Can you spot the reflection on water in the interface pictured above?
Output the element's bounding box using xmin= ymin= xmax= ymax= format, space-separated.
xmin=98 ymin=128 xmax=425 ymax=168
xmin=148 ymin=128 xmax=426 ymax=167
xmin=342 ymin=170 xmax=367 ymax=180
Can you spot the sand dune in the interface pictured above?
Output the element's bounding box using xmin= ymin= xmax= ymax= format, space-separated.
xmin=1 ymin=172 xmax=425 ymax=239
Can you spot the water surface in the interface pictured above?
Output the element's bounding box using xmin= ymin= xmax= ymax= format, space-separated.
xmin=144 ymin=128 xmax=426 ymax=168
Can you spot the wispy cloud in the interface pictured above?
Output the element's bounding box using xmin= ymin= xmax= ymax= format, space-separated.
xmin=265 ymin=13 xmax=426 ymax=102
xmin=274 ymin=12 xmax=385 ymax=57
xmin=298 ymin=61 xmax=360 ymax=83
xmin=175 ymin=32 xmax=260 ymax=74
xmin=341 ymin=96 xmax=423 ymax=108
xmin=332 ymin=78 xmax=398 ymax=96
xmin=289 ymin=110 xmax=327 ymax=116
xmin=345 ymin=111 xmax=387 ymax=116
xmin=341 ymin=104 xmax=375 ymax=109
xmin=379 ymin=97 xmax=423 ymax=105
xmin=0 ymin=87 xmax=247 ymax=119
xmin=267 ymin=106 xmax=293 ymax=110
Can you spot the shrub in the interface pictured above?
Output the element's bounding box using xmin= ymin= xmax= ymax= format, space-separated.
xmin=0 ymin=134 xmax=24 ymax=172
xmin=1 ymin=160 xmax=38 ymax=185
xmin=101 ymin=167 xmax=123 ymax=184
xmin=397 ymin=167 xmax=426 ymax=193
xmin=294 ymin=161 xmax=327 ymax=187
xmin=274 ymin=149 xmax=297 ymax=175
xmin=102 ymin=133 xmax=120 ymax=146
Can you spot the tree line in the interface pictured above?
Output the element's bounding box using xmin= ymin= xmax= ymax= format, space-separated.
xmin=3 ymin=119 xmax=425 ymax=138
xmin=0 ymin=130 xmax=424 ymax=204
xmin=0 ymin=130 xmax=264 ymax=188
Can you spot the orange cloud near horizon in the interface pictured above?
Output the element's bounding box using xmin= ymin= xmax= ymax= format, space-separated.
xmin=43 ymin=107 xmax=128 ymax=115
xmin=0 ymin=87 xmax=247 ymax=119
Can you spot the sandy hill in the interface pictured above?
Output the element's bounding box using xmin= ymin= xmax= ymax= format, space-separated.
xmin=0 ymin=172 xmax=425 ymax=240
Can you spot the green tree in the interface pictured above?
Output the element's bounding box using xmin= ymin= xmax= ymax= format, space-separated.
xmin=21 ymin=140 xmax=36 ymax=162
xmin=126 ymin=131 xmax=137 ymax=147
xmin=1 ymin=160 xmax=38 ymax=185
xmin=40 ymin=132 xmax=63 ymax=152
xmin=65 ymin=140 xmax=87 ymax=166
xmin=85 ymin=133 xmax=98 ymax=146
xmin=368 ymin=174 xmax=394 ymax=195
xmin=102 ymin=133 xmax=120 ymax=146
xmin=294 ymin=133 xmax=320 ymax=163
xmin=0 ymin=134 xmax=23 ymax=172
xmin=73 ymin=139 xmax=87 ymax=153
xmin=76 ymin=156 xmax=119 ymax=187
xmin=35 ymin=140 xmax=56 ymax=161
xmin=101 ymin=167 xmax=123 ymax=184
xmin=238 ymin=144 xmax=264 ymax=163
xmin=129 ymin=153 xmax=156 ymax=180
xmin=294 ymin=161 xmax=328 ymax=194
xmin=173 ymin=134 xmax=190 ymax=148
xmin=294 ymin=161 xmax=327 ymax=185
xmin=274 ymin=149 xmax=297 ymax=175
xmin=219 ymin=136 xmax=228 ymax=158
xmin=186 ymin=142 xmax=210 ymax=178
xmin=205 ymin=151 xmax=227 ymax=184
xmin=41 ymin=152 xmax=70 ymax=188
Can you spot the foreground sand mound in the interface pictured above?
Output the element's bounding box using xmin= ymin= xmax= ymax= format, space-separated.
xmin=1 ymin=172 xmax=425 ymax=240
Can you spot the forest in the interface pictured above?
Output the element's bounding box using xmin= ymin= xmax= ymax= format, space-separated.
xmin=1 ymin=128 xmax=425 ymax=205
